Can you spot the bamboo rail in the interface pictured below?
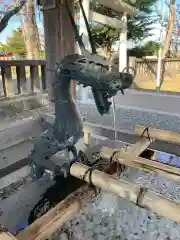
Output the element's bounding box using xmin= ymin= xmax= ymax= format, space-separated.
xmin=70 ymin=162 xmax=180 ymax=224
xmin=100 ymin=146 xmax=180 ymax=183
xmin=134 ymin=125 xmax=180 ymax=145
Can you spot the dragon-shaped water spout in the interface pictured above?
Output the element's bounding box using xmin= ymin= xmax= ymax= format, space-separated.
xmin=29 ymin=0 xmax=135 ymax=179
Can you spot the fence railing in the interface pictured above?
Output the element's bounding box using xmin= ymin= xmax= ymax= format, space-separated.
xmin=134 ymin=58 xmax=180 ymax=80
xmin=0 ymin=60 xmax=47 ymax=98
xmin=112 ymin=56 xmax=180 ymax=81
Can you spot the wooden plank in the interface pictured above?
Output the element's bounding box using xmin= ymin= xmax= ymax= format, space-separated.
xmin=1 ymin=67 xmax=13 ymax=97
xmin=16 ymin=185 xmax=94 ymax=240
xmin=30 ymin=65 xmax=40 ymax=91
xmin=71 ymin=162 xmax=180 ymax=224
xmin=16 ymin=156 xmax=117 ymax=240
xmin=16 ymin=66 xmax=27 ymax=94
xmin=134 ymin=125 xmax=180 ymax=145
xmin=0 ymin=117 xmax=42 ymax=151
xmin=97 ymin=0 xmax=138 ymax=16
xmin=89 ymin=11 xmax=123 ymax=28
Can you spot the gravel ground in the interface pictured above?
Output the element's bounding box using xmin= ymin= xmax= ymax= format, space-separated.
xmin=52 ymin=168 xmax=180 ymax=240
xmin=78 ymin=103 xmax=180 ymax=133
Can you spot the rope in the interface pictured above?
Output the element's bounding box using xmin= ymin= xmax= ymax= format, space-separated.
xmin=136 ymin=187 xmax=148 ymax=207
xmin=79 ymin=150 xmax=120 ymax=197
xmin=110 ymin=150 xmax=126 ymax=176
xmin=140 ymin=127 xmax=152 ymax=143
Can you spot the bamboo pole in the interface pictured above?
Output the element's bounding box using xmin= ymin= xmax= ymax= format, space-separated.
xmin=100 ymin=146 xmax=180 ymax=183
xmin=124 ymin=138 xmax=154 ymax=157
xmin=70 ymin=162 xmax=180 ymax=223
xmin=134 ymin=125 xmax=180 ymax=145
xmin=16 ymin=185 xmax=95 ymax=240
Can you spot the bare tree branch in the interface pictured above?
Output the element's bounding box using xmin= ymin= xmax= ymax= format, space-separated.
xmin=0 ymin=0 xmax=26 ymax=34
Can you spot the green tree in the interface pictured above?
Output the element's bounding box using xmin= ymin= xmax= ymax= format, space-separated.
xmin=3 ymin=29 xmax=27 ymax=57
xmin=82 ymin=0 xmax=158 ymax=56
xmin=129 ymin=41 xmax=160 ymax=57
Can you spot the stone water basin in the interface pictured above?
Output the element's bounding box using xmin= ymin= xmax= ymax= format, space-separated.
xmin=52 ymin=149 xmax=180 ymax=240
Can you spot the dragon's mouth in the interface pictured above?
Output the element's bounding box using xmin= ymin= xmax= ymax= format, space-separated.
xmin=91 ymin=88 xmax=112 ymax=115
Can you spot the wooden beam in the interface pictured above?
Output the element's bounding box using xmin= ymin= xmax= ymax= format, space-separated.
xmin=70 ymin=162 xmax=180 ymax=223
xmin=97 ymin=0 xmax=138 ymax=16
xmin=43 ymin=0 xmax=75 ymax=101
xmin=16 ymin=159 xmax=118 ymax=240
xmin=89 ymin=11 xmax=123 ymax=28
xmin=16 ymin=185 xmax=94 ymax=240
xmin=134 ymin=125 xmax=180 ymax=145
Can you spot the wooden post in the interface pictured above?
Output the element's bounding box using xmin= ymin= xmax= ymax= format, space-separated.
xmin=30 ymin=65 xmax=40 ymax=91
xmin=1 ymin=67 xmax=13 ymax=97
xmin=41 ymin=64 xmax=47 ymax=90
xmin=128 ymin=56 xmax=136 ymax=88
xmin=119 ymin=13 xmax=127 ymax=72
xmin=78 ymin=0 xmax=90 ymax=102
xmin=16 ymin=65 xmax=27 ymax=94
xmin=42 ymin=0 xmax=75 ymax=101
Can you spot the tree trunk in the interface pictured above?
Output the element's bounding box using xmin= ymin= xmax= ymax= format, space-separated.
xmin=162 ymin=0 xmax=175 ymax=57
xmin=22 ymin=0 xmax=41 ymax=89
xmin=24 ymin=0 xmax=40 ymax=60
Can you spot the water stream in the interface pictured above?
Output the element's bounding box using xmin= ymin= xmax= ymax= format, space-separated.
xmin=111 ymin=97 xmax=118 ymax=146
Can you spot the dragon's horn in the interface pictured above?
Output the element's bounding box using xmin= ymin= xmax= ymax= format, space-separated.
xmin=65 ymin=0 xmax=88 ymax=55
xmin=78 ymin=0 xmax=97 ymax=54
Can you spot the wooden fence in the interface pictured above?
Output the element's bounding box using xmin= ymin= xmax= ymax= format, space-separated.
xmin=112 ymin=56 xmax=180 ymax=81
xmin=0 ymin=58 xmax=180 ymax=98
xmin=133 ymin=58 xmax=180 ymax=80
xmin=0 ymin=60 xmax=47 ymax=98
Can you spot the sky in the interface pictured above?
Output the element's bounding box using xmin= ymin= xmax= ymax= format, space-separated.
xmin=0 ymin=16 xmax=20 ymax=43
xmin=0 ymin=0 xmax=172 ymax=46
